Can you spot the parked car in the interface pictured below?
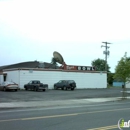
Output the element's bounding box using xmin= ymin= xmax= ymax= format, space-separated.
xmin=24 ymin=80 xmax=48 ymax=91
xmin=0 ymin=81 xmax=19 ymax=91
xmin=54 ymin=80 xmax=76 ymax=90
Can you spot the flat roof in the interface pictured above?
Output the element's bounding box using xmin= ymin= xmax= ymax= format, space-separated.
xmin=3 ymin=68 xmax=106 ymax=73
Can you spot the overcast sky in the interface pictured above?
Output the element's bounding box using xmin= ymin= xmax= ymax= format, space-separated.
xmin=0 ymin=0 xmax=130 ymax=72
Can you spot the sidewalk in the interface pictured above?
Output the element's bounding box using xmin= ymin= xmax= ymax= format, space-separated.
xmin=0 ymin=97 xmax=130 ymax=109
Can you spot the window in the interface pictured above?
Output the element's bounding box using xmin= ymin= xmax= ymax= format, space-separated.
xmin=69 ymin=80 xmax=75 ymax=83
xmin=58 ymin=80 xmax=62 ymax=83
xmin=29 ymin=81 xmax=32 ymax=84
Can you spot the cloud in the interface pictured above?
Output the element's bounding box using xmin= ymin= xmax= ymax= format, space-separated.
xmin=0 ymin=0 xmax=130 ymax=43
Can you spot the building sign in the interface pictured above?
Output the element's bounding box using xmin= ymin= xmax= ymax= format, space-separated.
xmin=66 ymin=65 xmax=95 ymax=71
xmin=77 ymin=66 xmax=95 ymax=71
xmin=66 ymin=66 xmax=77 ymax=70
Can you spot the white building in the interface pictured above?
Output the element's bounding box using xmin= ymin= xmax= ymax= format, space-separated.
xmin=0 ymin=68 xmax=107 ymax=89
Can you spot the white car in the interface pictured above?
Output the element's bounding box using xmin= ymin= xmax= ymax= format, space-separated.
xmin=0 ymin=81 xmax=19 ymax=91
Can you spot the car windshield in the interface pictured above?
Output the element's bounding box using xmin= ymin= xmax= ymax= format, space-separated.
xmin=3 ymin=81 xmax=15 ymax=85
xmin=28 ymin=81 xmax=32 ymax=84
xmin=58 ymin=81 xmax=62 ymax=83
xmin=68 ymin=80 xmax=75 ymax=83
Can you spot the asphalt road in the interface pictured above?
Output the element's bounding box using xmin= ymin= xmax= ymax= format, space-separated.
xmin=0 ymin=100 xmax=130 ymax=130
xmin=0 ymin=88 xmax=128 ymax=102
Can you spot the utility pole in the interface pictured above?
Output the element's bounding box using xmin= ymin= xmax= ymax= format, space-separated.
xmin=101 ymin=42 xmax=112 ymax=72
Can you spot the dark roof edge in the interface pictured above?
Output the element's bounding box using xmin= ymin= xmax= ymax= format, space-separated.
xmin=3 ymin=68 xmax=106 ymax=73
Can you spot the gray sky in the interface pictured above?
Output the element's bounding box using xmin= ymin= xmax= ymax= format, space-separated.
xmin=0 ymin=0 xmax=130 ymax=72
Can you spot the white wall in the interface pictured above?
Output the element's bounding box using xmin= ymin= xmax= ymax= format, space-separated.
xmin=19 ymin=70 xmax=62 ymax=88
xmin=61 ymin=72 xmax=107 ymax=89
xmin=4 ymin=70 xmax=19 ymax=85
xmin=19 ymin=70 xmax=107 ymax=89
xmin=126 ymin=82 xmax=130 ymax=88
xmin=0 ymin=75 xmax=3 ymax=85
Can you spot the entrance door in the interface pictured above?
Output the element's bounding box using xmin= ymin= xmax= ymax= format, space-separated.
xmin=4 ymin=75 xmax=6 ymax=81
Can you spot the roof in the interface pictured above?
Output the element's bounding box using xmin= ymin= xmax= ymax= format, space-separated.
xmin=0 ymin=65 xmax=9 ymax=71
xmin=0 ymin=61 xmax=59 ymax=71
xmin=2 ymin=68 xmax=105 ymax=74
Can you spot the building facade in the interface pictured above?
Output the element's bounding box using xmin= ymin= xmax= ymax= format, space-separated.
xmin=0 ymin=61 xmax=107 ymax=89
xmin=1 ymin=68 xmax=107 ymax=89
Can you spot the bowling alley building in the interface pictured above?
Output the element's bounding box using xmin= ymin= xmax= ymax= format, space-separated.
xmin=0 ymin=61 xmax=107 ymax=89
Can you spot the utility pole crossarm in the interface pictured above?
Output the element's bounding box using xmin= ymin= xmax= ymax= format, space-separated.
xmin=102 ymin=42 xmax=112 ymax=44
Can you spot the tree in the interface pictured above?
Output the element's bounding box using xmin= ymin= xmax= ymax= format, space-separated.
xmin=114 ymin=52 xmax=130 ymax=87
xmin=107 ymin=73 xmax=114 ymax=85
xmin=91 ymin=58 xmax=110 ymax=72
xmin=51 ymin=57 xmax=58 ymax=68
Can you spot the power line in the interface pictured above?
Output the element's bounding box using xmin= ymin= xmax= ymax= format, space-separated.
xmin=101 ymin=42 xmax=112 ymax=72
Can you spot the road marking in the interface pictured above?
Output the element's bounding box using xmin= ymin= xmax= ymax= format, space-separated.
xmin=0 ymin=113 xmax=78 ymax=122
xmin=0 ymin=107 xmax=130 ymax=122
xmin=0 ymin=118 xmax=21 ymax=122
xmin=77 ymin=107 xmax=130 ymax=115
xmin=22 ymin=113 xmax=78 ymax=120
xmin=87 ymin=125 xmax=118 ymax=130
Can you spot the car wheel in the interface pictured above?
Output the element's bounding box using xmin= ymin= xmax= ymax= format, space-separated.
xmin=71 ymin=88 xmax=74 ymax=90
xmin=35 ymin=87 xmax=39 ymax=91
xmin=3 ymin=87 xmax=6 ymax=91
xmin=43 ymin=89 xmax=45 ymax=92
xmin=34 ymin=87 xmax=37 ymax=91
xmin=15 ymin=89 xmax=17 ymax=92
xmin=25 ymin=87 xmax=28 ymax=90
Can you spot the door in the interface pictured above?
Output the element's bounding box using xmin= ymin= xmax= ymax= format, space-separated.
xmin=28 ymin=81 xmax=32 ymax=89
xmin=56 ymin=80 xmax=62 ymax=88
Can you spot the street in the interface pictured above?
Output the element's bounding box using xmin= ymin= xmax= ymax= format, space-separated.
xmin=0 ymin=100 xmax=130 ymax=130
xmin=0 ymin=88 xmax=127 ymax=102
